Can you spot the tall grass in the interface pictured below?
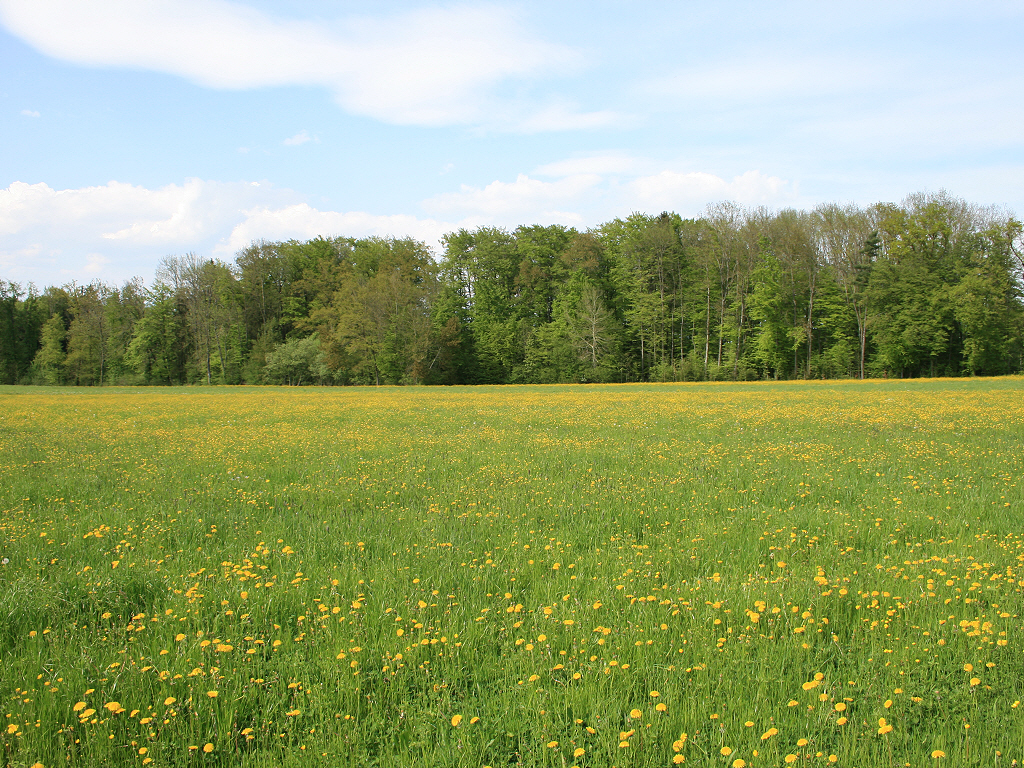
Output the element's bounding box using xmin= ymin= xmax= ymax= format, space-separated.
xmin=1 ymin=378 xmax=1022 ymax=766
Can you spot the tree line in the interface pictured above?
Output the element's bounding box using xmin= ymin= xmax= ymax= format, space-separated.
xmin=2 ymin=192 xmax=1022 ymax=386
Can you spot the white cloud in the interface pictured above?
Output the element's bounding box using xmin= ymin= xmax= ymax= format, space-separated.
xmin=216 ymin=205 xmax=454 ymax=258
xmin=0 ymin=178 xmax=297 ymax=284
xmin=0 ymin=178 xmax=465 ymax=286
xmin=422 ymin=164 xmax=798 ymax=227
xmin=283 ymin=130 xmax=312 ymax=146
xmin=0 ymin=0 xmax=592 ymax=129
xmin=0 ymin=163 xmax=803 ymax=288
xmin=20 ymin=108 xmax=40 ymax=117
xmin=628 ymin=170 xmax=796 ymax=210
xmin=423 ymin=173 xmax=601 ymax=221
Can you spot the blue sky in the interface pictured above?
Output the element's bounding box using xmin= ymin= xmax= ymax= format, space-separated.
xmin=2 ymin=0 xmax=1022 ymax=288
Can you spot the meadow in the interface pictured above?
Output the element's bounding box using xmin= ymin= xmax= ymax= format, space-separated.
xmin=1 ymin=378 xmax=1023 ymax=768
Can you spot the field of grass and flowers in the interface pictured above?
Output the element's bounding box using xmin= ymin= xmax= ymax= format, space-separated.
xmin=1 ymin=378 xmax=1023 ymax=767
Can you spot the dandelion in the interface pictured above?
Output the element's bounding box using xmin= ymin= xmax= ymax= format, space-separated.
xmin=630 ymin=708 xmax=642 ymax=719
xmin=451 ymin=714 xmax=462 ymax=727
xmin=655 ymin=703 xmax=668 ymax=712
xmin=969 ymin=678 xmax=980 ymax=687
xmin=784 ymin=755 xmax=798 ymax=764
xmin=931 ymin=750 xmax=946 ymax=758
xmin=207 ymin=691 xmax=218 ymax=698
xmin=573 ymin=747 xmax=585 ymax=757
xmin=877 ymin=717 xmax=893 ymax=735
xmin=733 ymin=761 xmax=746 ymax=768
xmin=720 ymin=746 xmax=732 ymax=756
xmin=164 ymin=697 xmax=176 ymax=706
xmin=203 ymin=743 xmax=214 ymax=753
xmin=797 ymin=738 xmax=809 ymax=747
xmin=761 ymin=728 xmax=778 ymax=740
xmin=673 ymin=756 xmax=685 ymax=765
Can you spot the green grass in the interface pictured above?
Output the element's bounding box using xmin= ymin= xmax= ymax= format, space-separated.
xmin=1 ymin=378 xmax=1023 ymax=767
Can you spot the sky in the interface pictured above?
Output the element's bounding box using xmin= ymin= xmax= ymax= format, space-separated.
xmin=1 ymin=0 xmax=1022 ymax=288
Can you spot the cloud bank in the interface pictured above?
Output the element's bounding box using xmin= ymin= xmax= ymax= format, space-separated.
xmin=0 ymin=160 xmax=801 ymax=286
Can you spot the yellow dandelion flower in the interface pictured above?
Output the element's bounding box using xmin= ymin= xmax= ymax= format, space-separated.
xmin=797 ymin=738 xmax=808 ymax=747
xmin=720 ymin=746 xmax=732 ymax=756
xmin=963 ymin=663 xmax=973 ymax=672
xmin=969 ymin=678 xmax=980 ymax=687
xmin=450 ymin=714 xmax=463 ymax=727
xmin=673 ymin=756 xmax=685 ymax=765
xmin=760 ymin=728 xmax=778 ymax=740
xmin=573 ymin=747 xmax=585 ymax=757
xmin=733 ymin=760 xmax=746 ymax=768
xmin=72 ymin=702 xmax=86 ymax=712
xmin=547 ymin=741 xmax=558 ymax=749
xmin=203 ymin=743 xmax=214 ymax=753
xmin=656 ymin=702 xmax=668 ymax=712
xmin=834 ymin=702 xmax=846 ymax=712
xmin=650 ymin=690 xmax=660 ymax=697
xmin=785 ymin=755 xmax=798 ymax=764
xmin=629 ymin=708 xmax=642 ymax=719
xmin=164 ymin=697 xmax=176 ymax=706
xmin=931 ymin=749 xmax=946 ymax=758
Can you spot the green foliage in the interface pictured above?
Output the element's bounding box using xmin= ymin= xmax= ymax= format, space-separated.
xmin=264 ymin=334 xmax=329 ymax=385
xmin=2 ymin=193 xmax=1023 ymax=385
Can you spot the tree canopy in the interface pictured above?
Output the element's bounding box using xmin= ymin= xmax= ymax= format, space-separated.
xmin=4 ymin=193 xmax=1022 ymax=386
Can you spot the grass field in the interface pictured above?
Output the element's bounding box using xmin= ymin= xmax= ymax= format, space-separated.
xmin=1 ymin=378 xmax=1023 ymax=768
